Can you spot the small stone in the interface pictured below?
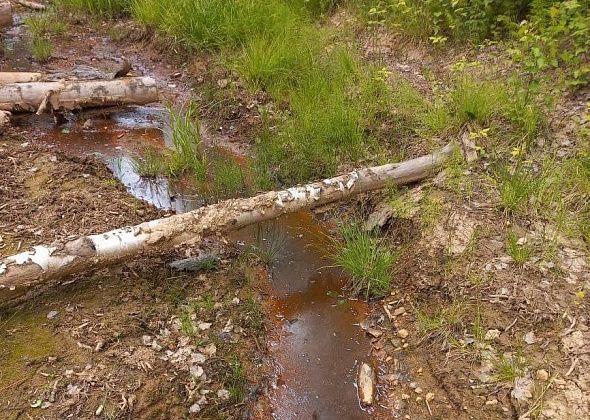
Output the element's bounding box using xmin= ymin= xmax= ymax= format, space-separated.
xmin=47 ymin=311 xmax=58 ymax=320
xmin=189 ymin=403 xmax=201 ymax=413
xmin=95 ymin=405 xmax=104 ymax=416
xmin=484 ymin=329 xmax=501 ymax=341
xmin=393 ymin=307 xmax=406 ymax=316
xmin=367 ymin=328 xmax=382 ymax=338
xmin=425 ymin=392 xmax=434 ymax=401
xmin=198 ymin=322 xmax=212 ymax=331
xmin=398 ymin=329 xmax=409 ymax=339
xmin=142 ymin=335 xmax=152 ymax=346
xmin=217 ymin=389 xmax=230 ymax=401
xmin=485 ymin=398 xmax=498 ymax=406
xmin=417 ymin=367 xmax=423 ymax=374
xmin=401 ymin=393 xmax=411 ymax=400
xmin=524 ymin=331 xmax=537 ymax=345
xmin=535 ymin=369 xmax=549 ymax=381
xmin=232 ymin=297 xmax=240 ymax=305
xmin=416 ymin=396 xmax=423 ymax=402
xmin=357 ymin=362 xmax=376 ymax=406
xmin=190 ymin=365 xmax=204 ymax=379
xmin=199 ymin=343 xmax=217 ymax=357
xmin=415 ymin=387 xmax=423 ymax=394
xmin=409 ymin=382 xmax=417 ymax=389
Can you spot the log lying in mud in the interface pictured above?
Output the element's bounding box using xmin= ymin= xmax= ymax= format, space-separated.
xmin=0 ymin=1 xmax=12 ymax=28
xmin=0 ymin=72 xmax=43 ymax=83
xmin=0 ymin=77 xmax=158 ymax=113
xmin=0 ymin=141 xmax=471 ymax=305
xmin=12 ymin=0 xmax=45 ymax=10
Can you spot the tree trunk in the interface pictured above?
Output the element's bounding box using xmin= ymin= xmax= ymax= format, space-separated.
xmin=12 ymin=0 xmax=45 ymax=10
xmin=0 ymin=72 xmax=43 ymax=83
xmin=0 ymin=77 xmax=158 ymax=113
xmin=0 ymin=1 xmax=11 ymax=28
xmin=0 ymin=143 xmax=463 ymax=305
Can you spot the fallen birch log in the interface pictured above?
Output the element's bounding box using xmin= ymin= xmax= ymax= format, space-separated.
xmin=0 ymin=141 xmax=471 ymax=304
xmin=0 ymin=1 xmax=12 ymax=28
xmin=12 ymin=0 xmax=45 ymax=10
xmin=0 ymin=76 xmax=158 ymax=113
xmin=0 ymin=72 xmax=43 ymax=83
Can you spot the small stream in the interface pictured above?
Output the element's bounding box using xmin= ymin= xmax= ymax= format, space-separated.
xmin=14 ymin=106 xmax=379 ymax=418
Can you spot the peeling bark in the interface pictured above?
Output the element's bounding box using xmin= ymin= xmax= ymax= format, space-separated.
xmin=0 ymin=1 xmax=11 ymax=28
xmin=0 ymin=77 xmax=158 ymax=113
xmin=0 ymin=72 xmax=43 ymax=84
xmin=12 ymin=0 xmax=45 ymax=10
xmin=0 ymin=143 xmax=460 ymax=305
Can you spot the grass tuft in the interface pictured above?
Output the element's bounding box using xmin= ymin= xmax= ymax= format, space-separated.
xmin=334 ymin=222 xmax=397 ymax=299
xmin=506 ymin=230 xmax=532 ymax=265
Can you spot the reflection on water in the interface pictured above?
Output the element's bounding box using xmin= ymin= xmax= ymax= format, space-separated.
xmin=232 ymin=213 xmax=376 ymax=420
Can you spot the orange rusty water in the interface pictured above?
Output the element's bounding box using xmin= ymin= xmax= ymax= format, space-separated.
xmin=232 ymin=212 xmax=377 ymax=420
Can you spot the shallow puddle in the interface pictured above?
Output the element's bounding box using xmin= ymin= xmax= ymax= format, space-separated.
xmin=232 ymin=212 xmax=376 ymax=419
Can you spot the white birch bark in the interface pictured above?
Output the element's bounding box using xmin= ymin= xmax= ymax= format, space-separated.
xmin=0 ymin=77 xmax=158 ymax=112
xmin=0 ymin=72 xmax=43 ymax=84
xmin=0 ymin=143 xmax=460 ymax=304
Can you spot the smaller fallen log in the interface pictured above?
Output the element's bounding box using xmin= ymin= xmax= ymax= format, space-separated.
xmin=0 ymin=76 xmax=158 ymax=113
xmin=0 ymin=141 xmax=470 ymax=305
xmin=12 ymin=0 xmax=45 ymax=10
xmin=0 ymin=72 xmax=43 ymax=84
xmin=0 ymin=1 xmax=12 ymax=28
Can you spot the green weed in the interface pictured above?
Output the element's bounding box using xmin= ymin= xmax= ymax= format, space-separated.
xmin=497 ymin=164 xmax=541 ymax=215
xmin=416 ymin=302 xmax=467 ymax=339
xmin=506 ymin=230 xmax=533 ymax=265
xmin=334 ymin=222 xmax=397 ymax=299
xmin=249 ymin=221 xmax=286 ymax=266
xmin=226 ymin=357 xmax=246 ymax=403
xmin=132 ymin=146 xmax=166 ymax=177
xmin=31 ymin=38 xmax=52 ymax=62
xmin=451 ymin=77 xmax=506 ymax=125
xmin=210 ymin=156 xmax=247 ymax=200
xmin=56 ymin=0 xmax=129 ymax=17
xmin=166 ymin=106 xmax=207 ymax=181
xmin=493 ymin=353 xmax=527 ymax=383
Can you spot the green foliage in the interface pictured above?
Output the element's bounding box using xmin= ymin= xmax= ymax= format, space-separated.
xmin=509 ymin=0 xmax=590 ymax=87
xmin=249 ymin=221 xmax=286 ymax=266
xmin=209 ymin=155 xmax=247 ymax=199
xmin=31 ymin=38 xmax=52 ymax=62
xmin=416 ymin=302 xmax=467 ymax=338
xmin=334 ymin=222 xmax=397 ymax=299
xmin=166 ymin=106 xmax=207 ymax=181
xmin=497 ymin=163 xmax=542 ymax=215
xmin=451 ymin=77 xmax=506 ymax=125
xmin=56 ymin=0 xmax=129 ymax=16
xmin=226 ymin=357 xmax=246 ymax=403
xmin=506 ymin=230 xmax=533 ymax=264
xmin=360 ymin=0 xmax=529 ymax=43
xmin=493 ymin=353 xmax=527 ymax=383
xmin=132 ymin=146 xmax=165 ymax=177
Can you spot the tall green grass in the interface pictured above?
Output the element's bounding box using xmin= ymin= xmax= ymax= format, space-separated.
xmin=56 ymin=0 xmax=129 ymax=16
xmin=334 ymin=222 xmax=397 ymax=299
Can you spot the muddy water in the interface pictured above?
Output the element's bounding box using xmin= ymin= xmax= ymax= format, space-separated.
xmin=232 ymin=212 xmax=375 ymax=419
xmin=15 ymin=107 xmax=377 ymax=418
xmin=13 ymin=107 xmax=204 ymax=211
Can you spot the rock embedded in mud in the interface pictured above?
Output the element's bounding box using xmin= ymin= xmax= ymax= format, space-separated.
xmin=398 ymin=329 xmax=409 ymax=339
xmin=484 ymin=329 xmax=501 ymax=341
xmin=357 ymin=362 xmax=376 ymax=406
xmin=536 ymin=369 xmax=549 ymax=381
xmin=367 ymin=327 xmax=382 ymax=338
xmin=393 ymin=307 xmax=406 ymax=317
xmin=46 ymin=310 xmax=58 ymax=320
xmin=217 ymin=389 xmax=230 ymax=400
